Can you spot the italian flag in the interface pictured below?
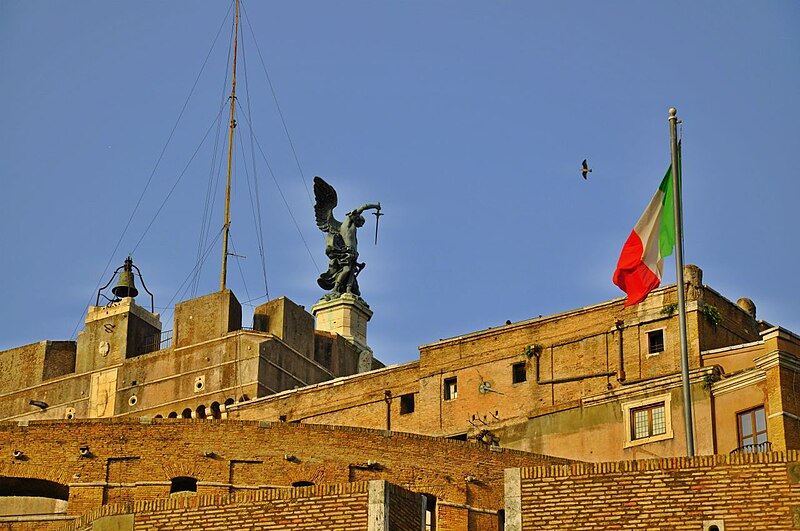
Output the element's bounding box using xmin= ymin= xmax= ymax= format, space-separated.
xmin=613 ymin=165 xmax=675 ymax=306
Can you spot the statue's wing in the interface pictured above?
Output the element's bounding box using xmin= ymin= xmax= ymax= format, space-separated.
xmin=313 ymin=176 xmax=341 ymax=234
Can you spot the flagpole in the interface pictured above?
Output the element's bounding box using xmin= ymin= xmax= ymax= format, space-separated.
xmin=669 ymin=107 xmax=695 ymax=456
xmin=220 ymin=0 xmax=240 ymax=292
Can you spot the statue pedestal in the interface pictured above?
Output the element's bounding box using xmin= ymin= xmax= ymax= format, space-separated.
xmin=312 ymin=294 xmax=373 ymax=373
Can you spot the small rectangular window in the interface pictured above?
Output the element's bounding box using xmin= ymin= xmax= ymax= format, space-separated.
xmin=444 ymin=377 xmax=457 ymax=400
xmin=512 ymin=362 xmax=527 ymax=384
xmin=400 ymin=393 xmax=415 ymax=415
xmin=630 ymin=402 xmax=666 ymax=440
xmin=647 ymin=329 xmax=665 ymax=354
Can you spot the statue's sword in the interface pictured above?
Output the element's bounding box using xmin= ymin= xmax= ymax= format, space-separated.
xmin=373 ymin=204 xmax=383 ymax=245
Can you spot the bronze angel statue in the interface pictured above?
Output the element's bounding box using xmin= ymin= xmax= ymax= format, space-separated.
xmin=313 ymin=176 xmax=381 ymax=301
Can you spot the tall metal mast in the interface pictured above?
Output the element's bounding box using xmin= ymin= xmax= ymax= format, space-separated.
xmin=220 ymin=0 xmax=240 ymax=291
xmin=669 ymin=107 xmax=695 ymax=456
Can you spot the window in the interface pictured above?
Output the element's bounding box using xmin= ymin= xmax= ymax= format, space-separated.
xmin=622 ymin=394 xmax=673 ymax=448
xmin=443 ymin=377 xmax=457 ymax=400
xmin=631 ymin=402 xmax=666 ymax=440
xmin=0 ymin=477 xmax=69 ymax=516
xmin=737 ymin=406 xmax=767 ymax=451
xmin=647 ymin=329 xmax=665 ymax=354
xmin=512 ymin=362 xmax=527 ymax=384
xmin=422 ymin=493 xmax=437 ymax=530
xmin=170 ymin=477 xmax=197 ymax=496
xmin=400 ymin=393 xmax=415 ymax=414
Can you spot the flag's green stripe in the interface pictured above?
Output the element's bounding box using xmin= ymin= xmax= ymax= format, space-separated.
xmin=659 ymin=165 xmax=675 ymax=259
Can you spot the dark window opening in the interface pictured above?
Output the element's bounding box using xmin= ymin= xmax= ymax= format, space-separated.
xmin=647 ymin=329 xmax=665 ymax=354
xmin=400 ymin=394 xmax=415 ymax=415
xmin=224 ymin=398 xmax=235 ymax=407
xmin=210 ymin=402 xmax=221 ymax=419
xmin=497 ymin=509 xmax=505 ymax=531
xmin=168 ymin=411 xmax=178 ymax=418
xmin=447 ymin=433 xmax=468 ymax=441
xmin=443 ymin=377 xmax=457 ymax=400
xmin=195 ymin=405 xmax=207 ymax=419
xmin=512 ymin=362 xmax=527 ymax=384
xmin=709 ymin=526 xmax=720 ymax=531
xmin=169 ymin=477 xmax=197 ymax=495
xmin=631 ymin=402 xmax=666 ymax=440
xmin=181 ymin=408 xmax=192 ymax=418
xmin=737 ymin=406 xmax=768 ymax=452
xmin=292 ymin=481 xmax=314 ymax=487
xmin=0 ymin=477 xmax=69 ymax=500
xmin=422 ymin=493 xmax=437 ymax=530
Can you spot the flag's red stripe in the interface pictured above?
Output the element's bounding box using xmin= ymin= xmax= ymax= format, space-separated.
xmin=613 ymin=230 xmax=661 ymax=306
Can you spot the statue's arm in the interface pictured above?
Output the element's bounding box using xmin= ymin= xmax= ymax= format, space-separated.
xmin=353 ymin=203 xmax=381 ymax=215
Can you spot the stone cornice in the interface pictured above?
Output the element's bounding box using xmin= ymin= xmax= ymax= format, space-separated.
xmin=711 ymin=369 xmax=766 ymax=396
xmin=761 ymin=326 xmax=800 ymax=343
xmin=754 ymin=350 xmax=800 ymax=372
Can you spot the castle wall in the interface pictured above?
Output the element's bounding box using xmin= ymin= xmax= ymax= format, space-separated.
xmin=230 ymin=362 xmax=422 ymax=431
xmin=0 ymin=418 xmax=568 ymax=530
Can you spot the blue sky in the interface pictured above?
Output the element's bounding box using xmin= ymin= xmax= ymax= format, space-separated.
xmin=1 ymin=1 xmax=798 ymax=365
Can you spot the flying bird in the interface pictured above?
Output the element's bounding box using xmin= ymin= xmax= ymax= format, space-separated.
xmin=581 ymin=159 xmax=592 ymax=179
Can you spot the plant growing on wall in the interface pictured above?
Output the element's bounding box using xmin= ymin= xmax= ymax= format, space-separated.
xmin=660 ymin=303 xmax=678 ymax=316
xmin=524 ymin=343 xmax=544 ymax=359
xmin=702 ymin=304 xmax=722 ymax=328
xmin=702 ymin=367 xmax=722 ymax=391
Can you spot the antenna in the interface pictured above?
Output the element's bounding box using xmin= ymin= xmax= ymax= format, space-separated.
xmin=220 ymin=0 xmax=240 ymax=291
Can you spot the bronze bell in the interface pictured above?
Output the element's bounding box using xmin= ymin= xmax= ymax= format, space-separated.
xmin=112 ymin=257 xmax=139 ymax=299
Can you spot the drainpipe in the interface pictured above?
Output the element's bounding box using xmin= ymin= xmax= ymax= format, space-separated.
xmin=383 ymin=390 xmax=392 ymax=432
xmin=616 ymin=319 xmax=626 ymax=382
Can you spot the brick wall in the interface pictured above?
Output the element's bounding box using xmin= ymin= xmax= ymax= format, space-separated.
xmin=510 ymin=451 xmax=800 ymax=530
xmin=52 ymin=484 xmax=370 ymax=531
xmin=0 ymin=419 xmax=569 ymax=529
xmin=386 ymin=482 xmax=424 ymax=531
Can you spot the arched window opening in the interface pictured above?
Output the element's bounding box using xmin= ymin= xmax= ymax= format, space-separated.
xmin=0 ymin=477 xmax=69 ymax=516
xmin=196 ymin=405 xmax=207 ymax=419
xmin=154 ymin=414 xmax=163 ymax=419
xmin=169 ymin=477 xmax=197 ymax=496
xmin=210 ymin=402 xmax=222 ymax=419
xmin=238 ymin=394 xmax=250 ymax=403
xmin=224 ymin=398 xmax=235 ymax=407
xmin=291 ymin=481 xmax=314 ymax=487
xmin=168 ymin=411 xmax=178 ymax=418
xmin=181 ymin=408 xmax=192 ymax=418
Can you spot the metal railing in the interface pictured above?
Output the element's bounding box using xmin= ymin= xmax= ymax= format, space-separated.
xmin=730 ymin=441 xmax=771 ymax=454
xmin=138 ymin=329 xmax=173 ymax=355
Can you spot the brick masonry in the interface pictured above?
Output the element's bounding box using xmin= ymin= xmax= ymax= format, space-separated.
xmin=510 ymin=451 xmax=800 ymax=530
xmin=0 ymin=418 xmax=568 ymax=530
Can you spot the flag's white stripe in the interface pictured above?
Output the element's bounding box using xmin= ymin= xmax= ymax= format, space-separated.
xmin=632 ymin=188 xmax=667 ymax=280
